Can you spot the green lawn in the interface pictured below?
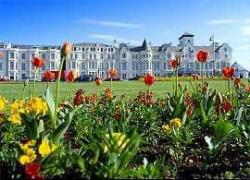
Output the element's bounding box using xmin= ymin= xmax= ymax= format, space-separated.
xmin=0 ymin=80 xmax=236 ymax=101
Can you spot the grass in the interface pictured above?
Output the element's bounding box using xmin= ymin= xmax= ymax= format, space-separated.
xmin=0 ymin=79 xmax=237 ymax=101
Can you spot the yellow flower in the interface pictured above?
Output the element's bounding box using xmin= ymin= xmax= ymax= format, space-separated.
xmin=39 ymin=139 xmax=51 ymax=157
xmin=8 ymin=113 xmax=22 ymax=125
xmin=10 ymin=100 xmax=24 ymax=114
xmin=20 ymin=140 xmax=36 ymax=153
xmin=169 ymin=118 xmax=182 ymax=128
xmin=25 ymin=97 xmax=48 ymax=116
xmin=162 ymin=124 xmax=172 ymax=134
xmin=102 ymin=132 xmax=129 ymax=153
xmin=19 ymin=155 xmax=31 ymax=165
xmin=0 ymin=96 xmax=7 ymax=111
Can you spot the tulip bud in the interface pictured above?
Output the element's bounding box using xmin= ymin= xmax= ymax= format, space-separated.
xmin=61 ymin=42 xmax=72 ymax=57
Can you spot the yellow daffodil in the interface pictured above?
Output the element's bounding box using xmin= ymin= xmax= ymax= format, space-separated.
xmin=162 ymin=124 xmax=172 ymax=134
xmin=19 ymin=155 xmax=31 ymax=165
xmin=169 ymin=118 xmax=182 ymax=128
xmin=25 ymin=97 xmax=48 ymax=116
xmin=102 ymin=132 xmax=129 ymax=153
xmin=0 ymin=96 xmax=7 ymax=111
xmin=8 ymin=113 xmax=22 ymax=125
xmin=39 ymin=139 xmax=51 ymax=157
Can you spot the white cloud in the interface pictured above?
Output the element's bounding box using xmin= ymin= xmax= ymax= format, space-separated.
xmin=207 ymin=19 xmax=239 ymax=25
xmin=78 ymin=19 xmax=142 ymax=28
xmin=89 ymin=33 xmax=140 ymax=44
xmin=240 ymin=24 xmax=250 ymax=37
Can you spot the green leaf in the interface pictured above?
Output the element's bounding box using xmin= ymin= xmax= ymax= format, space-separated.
xmin=45 ymin=87 xmax=56 ymax=128
xmin=235 ymin=107 xmax=244 ymax=126
xmin=52 ymin=106 xmax=81 ymax=143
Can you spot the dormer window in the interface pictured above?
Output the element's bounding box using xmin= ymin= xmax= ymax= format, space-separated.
xmin=122 ymin=53 xmax=126 ymax=58
xmin=224 ymin=48 xmax=227 ymax=52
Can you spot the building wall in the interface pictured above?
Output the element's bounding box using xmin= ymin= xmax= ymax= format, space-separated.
xmin=0 ymin=34 xmax=233 ymax=80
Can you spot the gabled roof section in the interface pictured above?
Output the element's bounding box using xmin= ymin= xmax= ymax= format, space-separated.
xmin=178 ymin=32 xmax=194 ymax=40
xmin=129 ymin=39 xmax=151 ymax=52
xmin=232 ymin=62 xmax=249 ymax=72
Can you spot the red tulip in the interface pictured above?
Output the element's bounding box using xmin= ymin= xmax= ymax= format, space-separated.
xmin=108 ymin=68 xmax=117 ymax=78
xmin=144 ymin=73 xmax=155 ymax=86
xmin=25 ymin=162 xmax=44 ymax=180
xmin=66 ymin=70 xmax=79 ymax=82
xmin=43 ymin=71 xmax=55 ymax=82
xmin=196 ymin=50 xmax=208 ymax=63
xmin=168 ymin=59 xmax=178 ymax=69
xmin=32 ymin=57 xmax=45 ymax=68
xmin=61 ymin=42 xmax=72 ymax=57
xmin=95 ymin=77 xmax=102 ymax=86
xmin=222 ymin=67 xmax=235 ymax=78
xmin=222 ymin=99 xmax=233 ymax=113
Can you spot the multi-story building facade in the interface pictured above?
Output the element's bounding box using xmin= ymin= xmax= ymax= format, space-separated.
xmin=0 ymin=33 xmax=232 ymax=80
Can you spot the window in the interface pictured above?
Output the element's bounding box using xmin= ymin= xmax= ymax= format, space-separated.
xmin=122 ymin=53 xmax=126 ymax=58
xmin=10 ymin=62 xmax=14 ymax=70
xmin=89 ymin=54 xmax=92 ymax=59
xmin=75 ymin=54 xmax=78 ymax=59
xmin=21 ymin=63 xmax=26 ymax=70
xmin=10 ymin=52 xmax=15 ymax=59
xmin=41 ymin=53 xmax=46 ymax=59
xmin=21 ymin=53 xmax=26 ymax=59
xmin=42 ymin=64 xmax=46 ymax=70
xmin=101 ymin=48 xmax=103 ymax=52
xmin=82 ymin=53 xmax=85 ymax=59
xmin=122 ymin=62 xmax=127 ymax=70
xmin=51 ymin=53 xmax=55 ymax=59
xmin=225 ymin=54 xmax=228 ymax=58
xmin=224 ymin=48 xmax=227 ymax=52
xmin=74 ymin=47 xmax=77 ymax=51
xmin=143 ymin=54 xmax=145 ymax=59
xmin=22 ymin=74 xmax=26 ymax=79
xmin=72 ymin=62 xmax=76 ymax=69
xmin=81 ymin=62 xmax=85 ymax=69
xmin=0 ymin=62 xmax=2 ymax=71
xmin=100 ymin=54 xmax=103 ymax=59
xmin=112 ymin=54 xmax=114 ymax=59
xmin=94 ymin=54 xmax=97 ymax=59
xmin=167 ymin=53 xmax=171 ymax=58
xmin=51 ymin=62 xmax=55 ymax=70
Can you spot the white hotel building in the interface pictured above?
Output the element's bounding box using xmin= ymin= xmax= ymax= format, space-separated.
xmin=0 ymin=33 xmax=232 ymax=80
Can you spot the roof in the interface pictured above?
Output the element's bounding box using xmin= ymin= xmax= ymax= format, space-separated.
xmin=129 ymin=39 xmax=151 ymax=52
xmin=178 ymin=32 xmax=194 ymax=40
xmin=11 ymin=44 xmax=60 ymax=50
xmin=231 ymin=62 xmax=249 ymax=72
xmin=73 ymin=42 xmax=110 ymax=47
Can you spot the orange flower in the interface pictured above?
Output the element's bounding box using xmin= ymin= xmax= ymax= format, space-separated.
xmin=196 ymin=50 xmax=208 ymax=63
xmin=73 ymin=89 xmax=85 ymax=105
xmin=233 ymin=78 xmax=241 ymax=88
xmin=105 ymin=88 xmax=113 ymax=99
xmin=222 ymin=67 xmax=234 ymax=78
xmin=61 ymin=42 xmax=72 ymax=57
xmin=168 ymin=59 xmax=178 ymax=69
xmin=43 ymin=71 xmax=55 ymax=82
xmin=95 ymin=77 xmax=102 ymax=86
xmin=144 ymin=73 xmax=155 ymax=86
xmin=191 ymin=74 xmax=199 ymax=80
xmin=108 ymin=68 xmax=117 ymax=78
xmin=66 ymin=70 xmax=79 ymax=82
xmin=0 ymin=51 xmax=3 ymax=58
xmin=32 ymin=57 xmax=45 ymax=68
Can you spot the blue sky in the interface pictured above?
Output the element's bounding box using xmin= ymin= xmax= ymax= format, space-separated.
xmin=0 ymin=0 xmax=250 ymax=70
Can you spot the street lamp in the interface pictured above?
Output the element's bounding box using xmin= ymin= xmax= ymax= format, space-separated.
xmin=209 ymin=34 xmax=216 ymax=77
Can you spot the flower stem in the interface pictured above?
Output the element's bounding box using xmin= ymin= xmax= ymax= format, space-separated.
xmin=22 ymin=85 xmax=25 ymax=99
xmin=175 ymin=67 xmax=179 ymax=97
xmin=201 ymin=62 xmax=204 ymax=85
xmin=54 ymin=56 xmax=65 ymax=128
xmin=32 ymin=68 xmax=37 ymax=97
xmin=110 ymin=78 xmax=112 ymax=92
xmin=227 ymin=78 xmax=231 ymax=96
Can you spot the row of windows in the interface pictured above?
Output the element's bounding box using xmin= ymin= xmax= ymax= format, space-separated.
xmin=70 ymin=53 xmax=116 ymax=60
xmin=9 ymin=52 xmax=57 ymax=60
xmin=8 ymin=62 xmax=56 ymax=71
xmin=73 ymin=46 xmax=114 ymax=52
